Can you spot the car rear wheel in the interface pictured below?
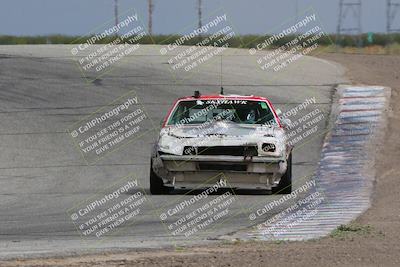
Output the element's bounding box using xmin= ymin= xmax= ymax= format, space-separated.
xmin=272 ymin=153 xmax=292 ymax=194
xmin=150 ymin=161 xmax=172 ymax=195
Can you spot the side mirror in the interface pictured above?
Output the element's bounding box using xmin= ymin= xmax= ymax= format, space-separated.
xmin=275 ymin=108 xmax=282 ymax=116
xmin=280 ymin=118 xmax=292 ymax=129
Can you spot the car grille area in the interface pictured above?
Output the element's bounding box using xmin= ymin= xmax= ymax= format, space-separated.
xmin=183 ymin=145 xmax=258 ymax=157
xmin=198 ymin=163 xmax=247 ymax=171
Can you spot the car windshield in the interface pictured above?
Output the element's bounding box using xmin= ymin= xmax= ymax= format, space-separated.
xmin=167 ymin=99 xmax=277 ymax=126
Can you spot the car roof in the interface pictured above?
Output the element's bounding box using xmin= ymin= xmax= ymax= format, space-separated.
xmin=177 ymin=94 xmax=269 ymax=101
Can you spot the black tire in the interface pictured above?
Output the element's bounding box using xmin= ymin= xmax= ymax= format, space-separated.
xmin=150 ymin=161 xmax=171 ymax=195
xmin=272 ymin=153 xmax=292 ymax=194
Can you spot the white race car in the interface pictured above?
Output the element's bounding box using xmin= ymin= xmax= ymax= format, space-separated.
xmin=150 ymin=91 xmax=292 ymax=194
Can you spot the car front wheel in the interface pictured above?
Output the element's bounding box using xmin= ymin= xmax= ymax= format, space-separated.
xmin=272 ymin=153 xmax=292 ymax=194
xmin=150 ymin=161 xmax=172 ymax=195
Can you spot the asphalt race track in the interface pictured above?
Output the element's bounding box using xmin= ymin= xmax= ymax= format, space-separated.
xmin=0 ymin=45 xmax=347 ymax=258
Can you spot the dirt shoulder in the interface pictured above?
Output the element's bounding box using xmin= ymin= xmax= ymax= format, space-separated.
xmin=1 ymin=53 xmax=399 ymax=267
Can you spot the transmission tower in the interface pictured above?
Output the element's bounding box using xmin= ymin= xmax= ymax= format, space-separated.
xmin=387 ymin=0 xmax=400 ymax=33
xmin=148 ymin=0 xmax=154 ymax=35
xmin=336 ymin=0 xmax=363 ymax=46
xmin=198 ymin=0 xmax=202 ymax=29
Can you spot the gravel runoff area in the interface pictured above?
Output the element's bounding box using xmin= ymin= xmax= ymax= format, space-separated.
xmin=1 ymin=52 xmax=399 ymax=267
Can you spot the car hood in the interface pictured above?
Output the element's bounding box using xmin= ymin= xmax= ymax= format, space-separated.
xmin=157 ymin=121 xmax=287 ymax=157
xmin=164 ymin=121 xmax=283 ymax=138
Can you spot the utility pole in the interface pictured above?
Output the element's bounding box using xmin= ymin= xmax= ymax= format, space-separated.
xmin=198 ymin=0 xmax=202 ymax=29
xmin=114 ymin=0 xmax=119 ymax=29
xmin=295 ymin=0 xmax=299 ymax=23
xmin=148 ymin=0 xmax=154 ymax=35
xmin=336 ymin=0 xmax=362 ymax=47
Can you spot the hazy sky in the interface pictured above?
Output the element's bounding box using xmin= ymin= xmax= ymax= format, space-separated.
xmin=0 ymin=0 xmax=396 ymax=36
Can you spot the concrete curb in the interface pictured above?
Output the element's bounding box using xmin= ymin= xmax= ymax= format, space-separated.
xmin=224 ymin=85 xmax=391 ymax=241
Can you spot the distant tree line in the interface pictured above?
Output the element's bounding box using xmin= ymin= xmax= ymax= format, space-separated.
xmin=0 ymin=33 xmax=399 ymax=47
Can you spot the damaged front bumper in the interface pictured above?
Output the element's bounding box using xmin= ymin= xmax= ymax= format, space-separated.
xmin=155 ymin=154 xmax=288 ymax=190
